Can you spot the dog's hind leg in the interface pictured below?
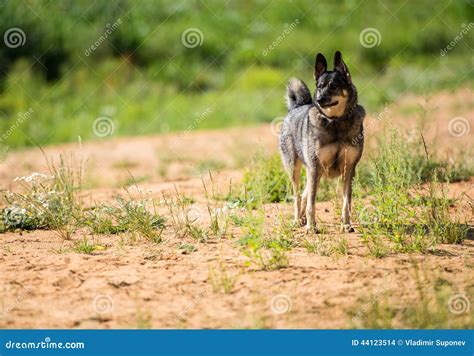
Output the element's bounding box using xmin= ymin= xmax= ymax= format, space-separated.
xmin=299 ymin=181 xmax=308 ymax=225
xmin=305 ymin=167 xmax=321 ymax=233
xmin=290 ymin=159 xmax=302 ymax=225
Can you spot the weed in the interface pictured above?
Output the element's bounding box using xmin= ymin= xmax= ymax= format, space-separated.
xmin=238 ymin=208 xmax=290 ymax=271
xmin=208 ymin=262 xmax=238 ymax=294
xmin=242 ymin=151 xmax=290 ymax=206
xmin=304 ymin=234 xmax=348 ymax=257
xmin=421 ymin=181 xmax=468 ymax=245
xmin=135 ymin=308 xmax=152 ymax=329
xmin=354 ymin=130 xmax=469 ymax=255
xmin=73 ymin=237 xmax=105 ymax=254
xmin=1 ymin=153 xmax=84 ymax=239
xmin=178 ymin=243 xmax=197 ymax=254
xmin=350 ymin=263 xmax=473 ymax=328
xmin=240 ymin=151 xmax=337 ymax=208
xmin=83 ymin=189 xmax=165 ymax=243
xmin=202 ymin=175 xmax=230 ymax=239
xmin=162 ymin=188 xmax=208 ymax=242
xmin=244 ymin=239 xmax=289 ymax=271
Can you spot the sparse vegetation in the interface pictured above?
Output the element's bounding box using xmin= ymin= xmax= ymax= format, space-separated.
xmin=73 ymin=237 xmax=106 ymax=254
xmin=354 ymin=130 xmax=470 ymax=255
xmin=304 ymin=234 xmax=348 ymax=257
xmin=162 ymin=189 xmax=208 ymax=242
xmin=240 ymin=151 xmax=336 ymax=207
xmin=83 ymin=193 xmax=165 ymax=243
xmin=237 ymin=208 xmax=291 ymax=271
xmin=1 ymin=154 xmax=84 ymax=239
xmin=1 ymin=156 xmax=165 ymax=243
xmin=208 ymin=262 xmax=238 ymax=294
xmin=350 ymin=263 xmax=473 ymax=328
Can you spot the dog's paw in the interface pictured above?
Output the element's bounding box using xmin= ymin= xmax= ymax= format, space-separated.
xmin=291 ymin=219 xmax=301 ymax=228
xmin=305 ymin=224 xmax=319 ymax=234
xmin=340 ymin=224 xmax=355 ymax=233
xmin=300 ymin=216 xmax=307 ymax=226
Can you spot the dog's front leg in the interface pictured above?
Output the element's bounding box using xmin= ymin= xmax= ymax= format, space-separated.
xmin=305 ymin=168 xmax=320 ymax=233
xmin=341 ymin=165 xmax=355 ymax=233
xmin=299 ymin=184 xmax=308 ymax=225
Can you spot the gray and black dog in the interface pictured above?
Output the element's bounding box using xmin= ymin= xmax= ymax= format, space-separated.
xmin=279 ymin=51 xmax=365 ymax=233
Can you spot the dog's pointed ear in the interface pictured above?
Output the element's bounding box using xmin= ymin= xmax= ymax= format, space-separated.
xmin=314 ymin=53 xmax=327 ymax=81
xmin=334 ymin=51 xmax=351 ymax=83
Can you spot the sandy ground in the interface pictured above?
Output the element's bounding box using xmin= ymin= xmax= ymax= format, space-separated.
xmin=0 ymin=88 xmax=473 ymax=329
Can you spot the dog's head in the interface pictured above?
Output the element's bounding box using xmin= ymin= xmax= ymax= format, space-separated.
xmin=313 ymin=51 xmax=354 ymax=118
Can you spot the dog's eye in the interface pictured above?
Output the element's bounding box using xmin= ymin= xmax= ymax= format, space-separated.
xmin=329 ymin=83 xmax=336 ymax=90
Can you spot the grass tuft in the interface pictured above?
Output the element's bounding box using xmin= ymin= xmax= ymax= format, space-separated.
xmin=354 ymin=130 xmax=470 ymax=255
xmin=1 ymin=153 xmax=84 ymax=239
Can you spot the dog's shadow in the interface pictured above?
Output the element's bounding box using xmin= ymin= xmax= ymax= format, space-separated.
xmin=465 ymin=225 xmax=474 ymax=240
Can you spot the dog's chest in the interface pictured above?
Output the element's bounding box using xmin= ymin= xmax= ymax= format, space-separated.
xmin=317 ymin=143 xmax=360 ymax=176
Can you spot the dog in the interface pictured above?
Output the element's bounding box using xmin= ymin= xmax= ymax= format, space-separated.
xmin=279 ymin=51 xmax=365 ymax=233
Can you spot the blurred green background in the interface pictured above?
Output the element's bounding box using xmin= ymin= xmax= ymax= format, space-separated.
xmin=0 ymin=0 xmax=472 ymax=149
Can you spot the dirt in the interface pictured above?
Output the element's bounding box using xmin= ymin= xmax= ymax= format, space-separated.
xmin=0 ymin=88 xmax=473 ymax=329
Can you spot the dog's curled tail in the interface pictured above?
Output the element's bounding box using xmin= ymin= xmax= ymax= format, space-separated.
xmin=285 ymin=78 xmax=312 ymax=111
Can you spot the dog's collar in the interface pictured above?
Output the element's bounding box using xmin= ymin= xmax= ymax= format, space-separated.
xmin=315 ymin=102 xmax=357 ymax=121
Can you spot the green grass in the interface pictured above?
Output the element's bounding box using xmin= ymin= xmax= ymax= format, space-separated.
xmin=0 ymin=155 xmax=166 ymax=242
xmin=0 ymin=1 xmax=472 ymax=150
xmin=208 ymin=262 xmax=238 ymax=294
xmin=304 ymin=234 xmax=348 ymax=257
xmin=1 ymin=153 xmax=84 ymax=239
xmin=73 ymin=237 xmax=106 ymax=254
xmin=162 ymin=184 xmax=233 ymax=242
xmin=83 ymin=194 xmax=165 ymax=243
xmin=350 ymin=263 xmax=473 ymax=328
xmin=353 ymin=130 xmax=470 ymax=254
xmin=236 ymin=207 xmax=291 ymax=271
xmin=240 ymin=151 xmax=336 ymax=207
